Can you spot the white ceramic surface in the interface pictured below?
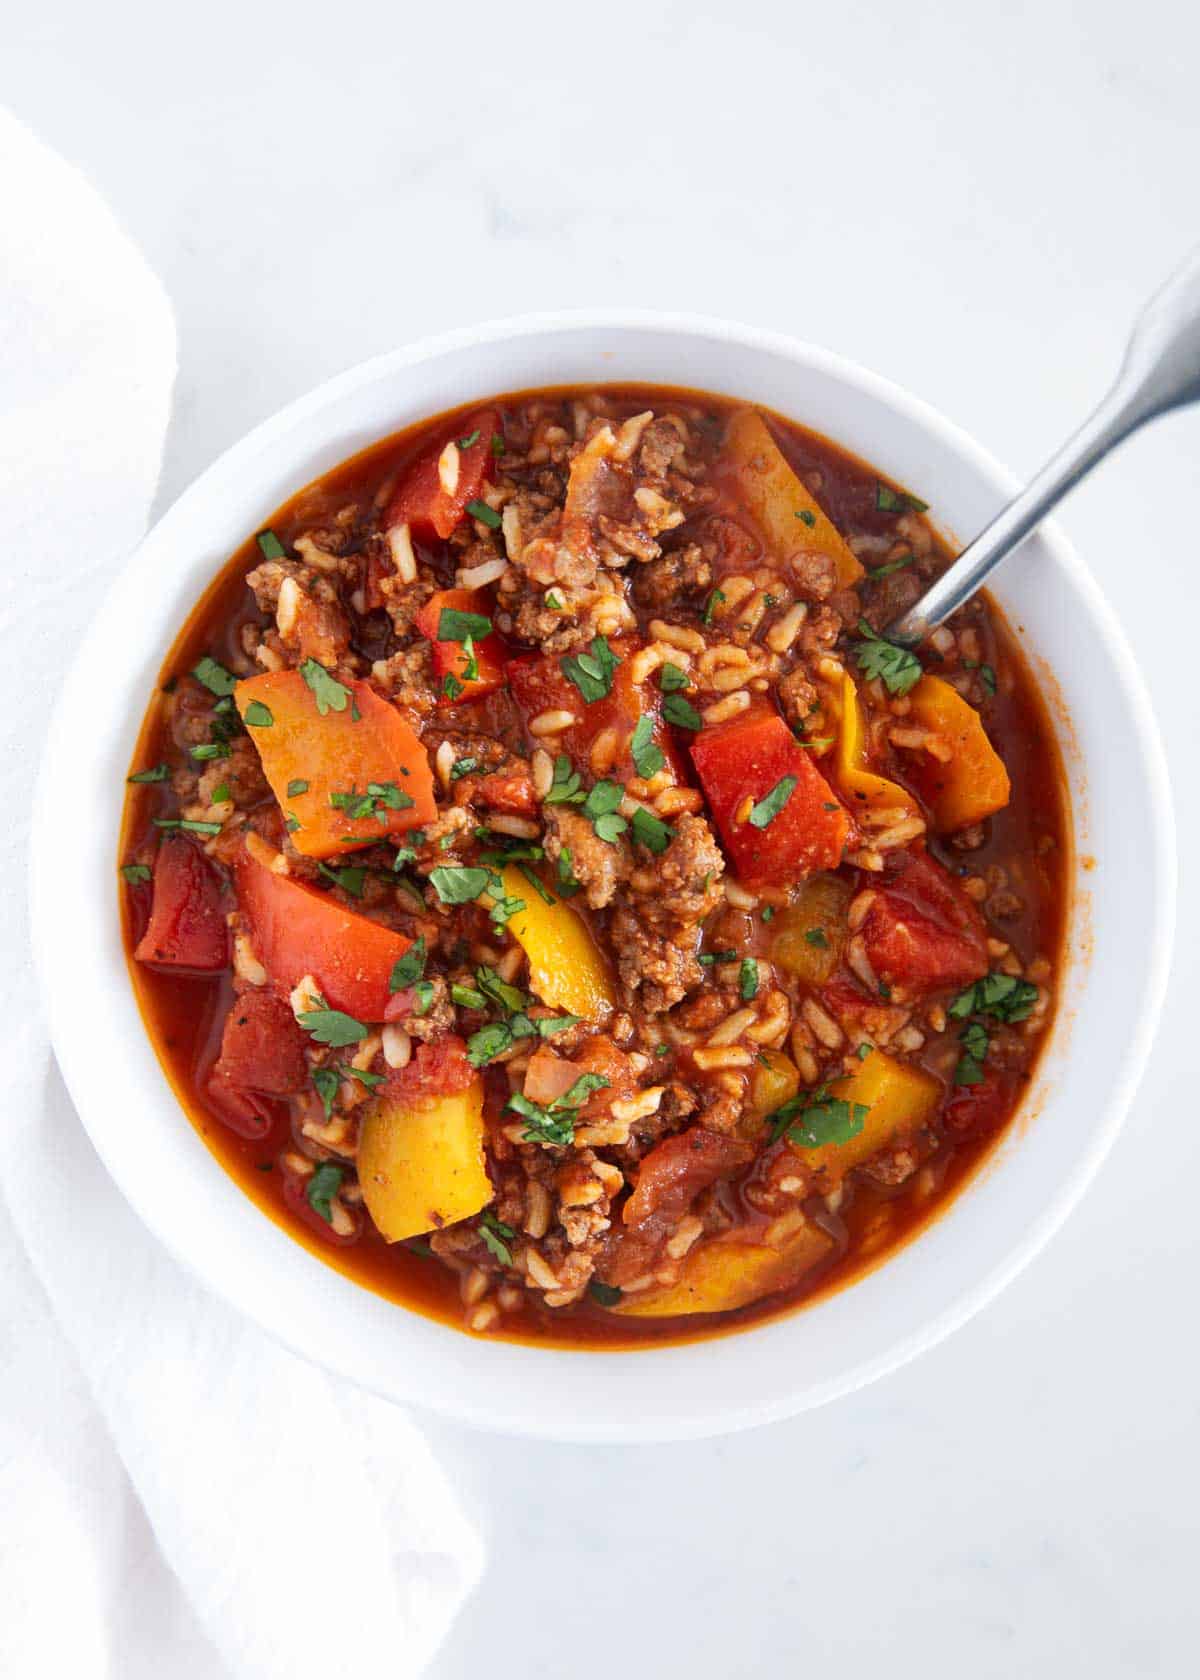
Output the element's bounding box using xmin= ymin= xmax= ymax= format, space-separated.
xmin=30 ymin=314 xmax=1174 ymax=1442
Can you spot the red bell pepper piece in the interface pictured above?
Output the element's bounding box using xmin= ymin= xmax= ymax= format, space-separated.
xmin=383 ymin=407 xmax=500 ymax=541
xmin=234 ymin=842 xmax=413 ymax=1022
xmin=382 ymin=1035 xmax=476 ymax=1105
xmin=134 ymin=835 xmax=229 ymax=972
xmin=690 ymin=702 xmax=851 ymax=886
xmin=858 ymin=849 xmax=989 ymax=997
xmin=507 ymin=639 xmax=682 ymax=783
xmin=942 ymin=1069 xmax=1016 ymax=1139
xmin=415 ymin=587 xmax=508 ymax=705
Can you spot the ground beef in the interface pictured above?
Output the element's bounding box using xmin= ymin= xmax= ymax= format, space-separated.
xmin=631 ymin=542 xmax=712 ymax=610
xmin=609 ymin=905 xmax=704 ymax=1014
xmin=543 ymin=808 xmax=631 ymax=909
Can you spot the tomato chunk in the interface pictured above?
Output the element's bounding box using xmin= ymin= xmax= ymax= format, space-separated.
xmin=383 ymin=407 xmax=500 ymax=541
xmin=691 ymin=701 xmax=851 ymax=886
xmin=134 ymin=835 xmax=229 ymax=972
xmin=415 ymin=587 xmax=508 ymax=705
xmin=942 ymin=1070 xmax=1016 ymax=1140
xmin=507 ymin=639 xmax=681 ymax=783
xmin=212 ymin=988 xmax=310 ymax=1095
xmin=383 ymin=1036 xmax=477 ymax=1106
xmin=235 ymin=670 xmax=435 ymax=859
xmin=235 ymin=842 xmax=413 ymax=1021
xmin=624 ymin=1126 xmax=752 ymax=1228
xmin=858 ymin=850 xmax=988 ymax=996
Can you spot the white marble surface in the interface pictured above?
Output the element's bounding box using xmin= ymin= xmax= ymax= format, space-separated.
xmin=5 ymin=1 xmax=1199 ymax=1673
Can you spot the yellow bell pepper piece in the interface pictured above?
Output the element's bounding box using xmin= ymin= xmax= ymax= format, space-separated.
xmin=723 ymin=409 xmax=863 ymax=587
xmin=501 ymin=866 xmax=615 ymax=1023
xmin=357 ymin=1077 xmax=492 ymax=1242
xmin=801 ymin=1049 xmax=940 ymax=1179
xmin=905 ymin=675 xmax=1011 ymax=832
xmin=748 ymin=1048 xmax=801 ymax=1120
xmin=768 ymin=874 xmax=852 ymax=985
xmin=834 ymin=672 xmax=921 ymax=824
xmin=615 ymin=1219 xmax=834 ymax=1317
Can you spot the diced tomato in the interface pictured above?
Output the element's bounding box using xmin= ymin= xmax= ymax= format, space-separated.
xmin=623 ymin=1126 xmax=752 ymax=1228
xmin=134 ymin=835 xmax=229 ymax=972
xmin=858 ymin=849 xmax=989 ymax=997
xmin=384 ymin=1036 xmax=476 ymax=1106
xmin=690 ymin=701 xmax=851 ymax=887
xmin=414 ymin=587 xmax=508 ymax=705
xmin=942 ymin=1070 xmax=1016 ymax=1140
xmin=475 ymin=771 xmax=537 ymax=815
xmin=211 ymin=988 xmax=310 ymax=1095
xmin=383 ymin=407 xmax=500 ymax=541
xmin=234 ymin=842 xmax=413 ymax=1021
xmin=281 ymin=1167 xmax=360 ymax=1247
xmin=234 ymin=670 xmax=435 ymax=859
xmin=205 ymin=1074 xmax=276 ymax=1141
xmin=507 ymin=639 xmax=682 ymax=783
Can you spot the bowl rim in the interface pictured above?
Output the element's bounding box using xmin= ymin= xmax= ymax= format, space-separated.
xmin=30 ymin=309 xmax=1177 ymax=1441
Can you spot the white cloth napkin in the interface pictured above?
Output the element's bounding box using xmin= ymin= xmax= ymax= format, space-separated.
xmin=0 ymin=110 xmax=482 ymax=1680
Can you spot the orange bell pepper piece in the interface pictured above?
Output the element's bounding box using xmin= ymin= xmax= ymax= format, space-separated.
xmin=903 ymin=675 xmax=1011 ymax=832
xmin=235 ymin=670 xmax=435 ymax=859
xmin=834 ymin=672 xmax=921 ymax=823
xmin=722 ymin=408 xmax=864 ymax=587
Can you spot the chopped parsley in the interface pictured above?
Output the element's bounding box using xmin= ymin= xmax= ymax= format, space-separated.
xmin=854 ymin=620 xmax=923 ymax=696
xmin=412 ymin=979 xmax=435 ymax=1016
xmin=804 ymin=927 xmax=829 ymax=948
xmin=588 ymin=1280 xmax=623 ymax=1307
xmin=768 ymin=1084 xmax=869 ymax=1149
xmin=466 ymin=1021 xmax=516 ymax=1067
xmin=297 ymin=1001 xmax=369 ymax=1048
xmin=699 ymin=948 xmax=737 ymax=966
xmin=582 ymin=779 xmax=627 ymax=844
xmin=443 ymin=672 xmax=465 ymax=701
xmin=256 ymin=528 xmax=286 ymax=560
xmin=507 ymin=1072 xmax=611 ymax=1147
xmin=748 ymin=775 xmax=797 ymax=829
xmin=739 ymin=958 xmax=759 ymax=1001
xmin=478 ymin=1210 xmax=515 ymax=1266
xmin=465 ymin=499 xmax=502 ymax=530
xmin=856 ymin=1042 xmax=873 ymax=1061
xmin=876 ymin=483 xmax=929 ymax=515
xmin=517 ymin=862 xmax=556 ymax=905
xmin=192 ymin=656 xmax=237 ymax=697
xmin=702 ymin=588 xmax=726 ymax=625
xmin=242 ymin=699 xmax=274 ymax=728
xmin=630 ymin=715 xmax=665 ymax=779
xmin=153 ymin=817 xmax=222 ymax=835
xmin=120 ymin=863 xmax=152 ymax=885
xmin=300 ymin=658 xmax=352 ymax=715
xmin=450 ymin=756 xmax=479 ymax=781
xmin=662 ymin=693 xmax=702 ymax=731
xmin=429 ymin=865 xmax=491 ymax=904
xmin=949 ymin=971 xmax=1038 ymax=1024
xmin=491 ymin=433 xmax=506 ymax=457
xmin=658 ymin=662 xmax=690 ymax=694
xmin=545 ymin=590 xmax=565 ymax=611
xmin=869 ymin=554 xmax=915 ymax=578
xmin=761 ymin=906 xmax=775 ymax=922
xmin=438 ymin=606 xmax=493 ymax=643
xmin=127 ymin=763 xmax=169 ymax=784
xmin=980 ymin=663 xmax=997 ymax=695
xmin=954 ymin=1019 xmax=990 ymax=1086
xmin=631 ymin=806 xmax=673 ymax=855
xmin=561 ymin=635 xmax=619 ymax=704
xmin=555 ymin=846 xmax=582 ymax=897
xmin=287 ymin=778 xmax=309 ymax=798
xmin=317 ymin=862 xmax=365 ymax=898
xmin=795 ymin=509 xmax=817 ymax=528
xmin=452 ymin=981 xmax=488 ymax=1010
xmin=457 ymin=428 xmax=481 ymax=450
xmin=305 ymin=1162 xmax=344 ymax=1223
xmin=544 ymin=754 xmax=586 ymax=806
xmin=389 ymin=936 xmax=427 ymax=991
xmin=190 ymin=742 xmax=231 ymax=762
xmin=311 ymin=1066 xmax=341 ymax=1120
xmin=329 ymin=781 xmax=414 ymax=823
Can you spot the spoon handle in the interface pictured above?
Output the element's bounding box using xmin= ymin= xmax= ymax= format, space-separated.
xmin=887 ymin=245 xmax=1200 ymax=645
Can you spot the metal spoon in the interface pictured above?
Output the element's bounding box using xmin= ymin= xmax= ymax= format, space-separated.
xmin=887 ymin=246 xmax=1200 ymax=645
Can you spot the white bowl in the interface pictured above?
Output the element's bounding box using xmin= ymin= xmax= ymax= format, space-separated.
xmin=30 ymin=314 xmax=1175 ymax=1442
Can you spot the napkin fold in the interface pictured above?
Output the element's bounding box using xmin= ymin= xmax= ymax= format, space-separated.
xmin=0 ymin=109 xmax=482 ymax=1680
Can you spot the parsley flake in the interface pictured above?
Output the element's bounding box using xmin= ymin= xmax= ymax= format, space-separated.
xmin=192 ymin=656 xmax=237 ymax=697
xmin=662 ymin=693 xmax=702 ymax=731
xmin=631 ymin=806 xmax=673 ymax=855
xmin=256 ymin=528 xmax=286 ymax=560
xmin=561 ymin=635 xmax=619 ymax=704
xmin=854 ymin=620 xmax=923 ymax=696
xmin=438 ymin=607 xmax=493 ymax=643
xmin=300 ymin=658 xmax=352 ymax=716
xmin=630 ymin=715 xmax=665 ymax=779
xmin=305 ymin=1162 xmax=344 ymax=1223
xmin=389 ymin=936 xmax=427 ymax=992
xmin=120 ymin=863 xmax=151 ymax=885
xmin=748 ymin=775 xmax=797 ymax=829
xmin=739 ymin=958 xmax=759 ymax=1001
xmin=127 ymin=763 xmax=169 ymax=784
xmin=466 ymin=499 xmax=502 ymax=530
xmin=242 ymin=700 xmax=274 ymax=728
xmin=429 ymin=865 xmax=491 ymax=904
xmin=478 ymin=1210 xmax=515 ymax=1266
